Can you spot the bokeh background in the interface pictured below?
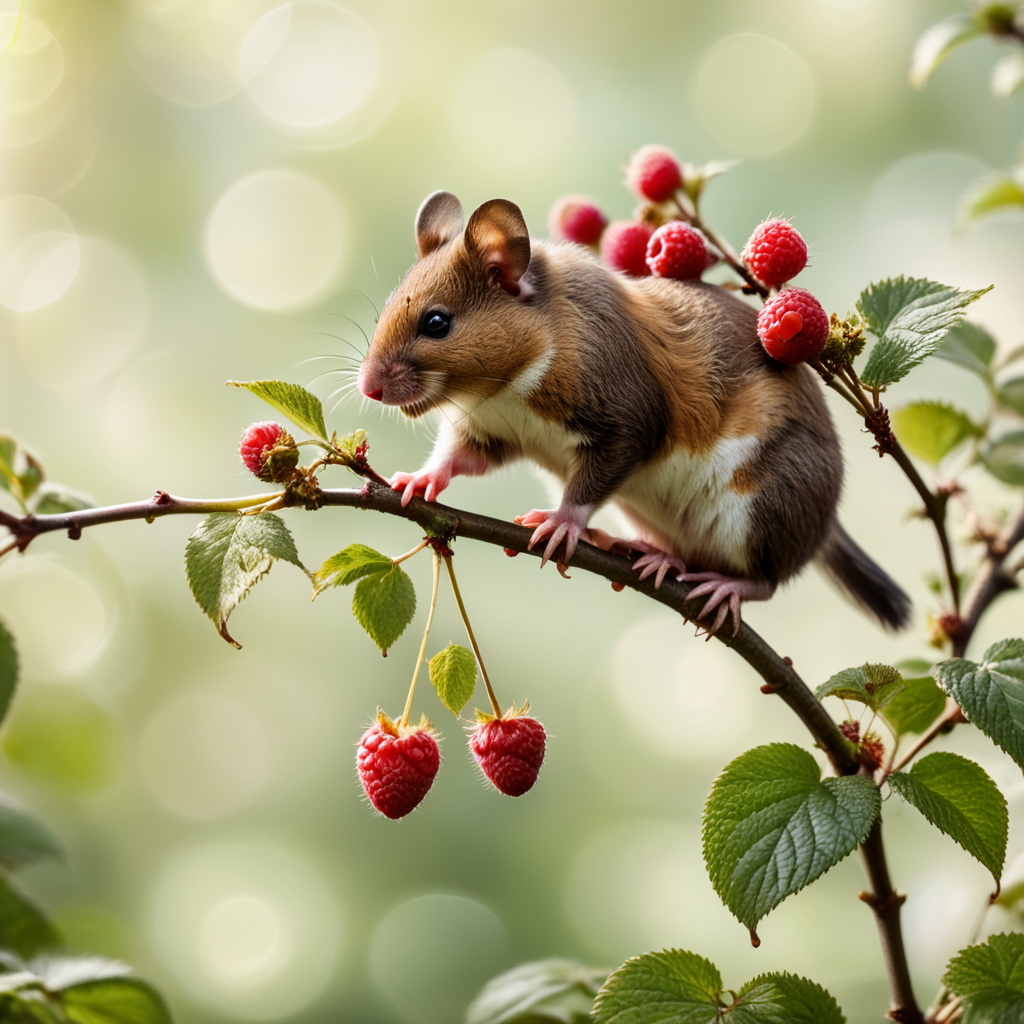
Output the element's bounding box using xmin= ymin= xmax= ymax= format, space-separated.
xmin=1 ymin=0 xmax=1024 ymax=1021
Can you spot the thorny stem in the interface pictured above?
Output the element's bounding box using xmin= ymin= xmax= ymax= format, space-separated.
xmin=443 ymin=554 xmax=501 ymax=718
xmin=401 ymin=551 xmax=441 ymax=728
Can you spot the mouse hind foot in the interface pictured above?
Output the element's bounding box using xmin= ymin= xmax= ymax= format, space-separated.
xmin=677 ymin=572 xmax=774 ymax=637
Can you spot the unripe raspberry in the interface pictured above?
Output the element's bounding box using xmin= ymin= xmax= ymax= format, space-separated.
xmin=239 ymin=421 xmax=299 ymax=482
xmin=742 ymin=218 xmax=808 ymax=287
xmin=548 ymin=195 xmax=607 ymax=246
xmin=756 ymin=288 xmax=829 ymax=365
xmin=357 ymin=713 xmax=440 ymax=819
xmin=646 ymin=222 xmax=712 ymax=280
xmin=624 ymin=144 xmax=683 ymax=203
xmin=600 ymin=221 xmax=653 ymax=277
xmin=470 ymin=708 xmax=546 ymax=797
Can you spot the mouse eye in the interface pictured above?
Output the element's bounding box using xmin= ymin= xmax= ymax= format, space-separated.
xmin=421 ymin=309 xmax=452 ymax=339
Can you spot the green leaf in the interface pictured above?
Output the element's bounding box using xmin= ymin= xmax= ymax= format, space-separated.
xmin=731 ymin=973 xmax=846 ymax=1024
xmin=228 ymin=380 xmax=328 ymax=441
xmin=702 ymin=743 xmax=881 ymax=935
xmin=591 ymin=949 xmax=723 ymax=1024
xmin=936 ymin=322 xmax=998 ymax=377
xmin=857 ymin=277 xmax=992 ymax=389
xmin=428 ymin=643 xmax=476 ymax=716
xmin=0 ymin=878 xmax=60 ymax=959
xmin=997 ymin=377 xmax=1024 ymax=417
xmin=943 ymin=933 xmax=1024 ymax=1024
xmin=887 ymin=752 xmax=1007 ymax=883
xmin=0 ymin=794 xmax=61 ymax=870
xmin=312 ymin=544 xmax=393 ymax=597
xmin=958 ymin=173 xmax=1024 ymax=225
xmin=883 ymin=676 xmax=947 ymax=736
xmin=893 ymin=402 xmax=978 ymax=464
xmin=0 ymin=435 xmax=17 ymax=493
xmin=185 ymin=512 xmax=305 ymax=648
xmin=982 ymin=431 xmax=1024 ymax=486
xmin=352 ymin=565 xmax=415 ymax=654
xmin=814 ymin=664 xmax=904 ymax=711
xmin=465 ymin=959 xmax=606 ymax=1024
xmin=909 ymin=14 xmax=985 ymax=88
xmin=992 ymin=50 xmax=1024 ymax=99
xmin=0 ymin=989 xmax=63 ymax=1024
xmin=60 ymin=979 xmax=172 ymax=1024
xmin=0 ymin=619 xmax=17 ymax=727
xmin=32 ymin=488 xmax=94 ymax=516
xmin=934 ymin=639 xmax=1024 ymax=770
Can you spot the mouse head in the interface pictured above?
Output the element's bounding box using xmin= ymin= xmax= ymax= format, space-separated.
xmin=358 ymin=191 xmax=540 ymax=417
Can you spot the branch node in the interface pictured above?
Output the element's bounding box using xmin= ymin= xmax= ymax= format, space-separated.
xmin=760 ymin=683 xmax=777 ymax=694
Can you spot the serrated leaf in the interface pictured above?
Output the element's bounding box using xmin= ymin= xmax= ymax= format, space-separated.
xmin=936 ymin=322 xmax=998 ymax=377
xmin=958 ymin=173 xmax=1024 ymax=225
xmin=998 ymin=377 xmax=1024 ymax=417
xmin=943 ymin=933 xmax=1024 ymax=1024
xmin=992 ymin=50 xmax=1024 ymax=99
xmin=312 ymin=544 xmax=393 ymax=597
xmin=909 ymin=14 xmax=984 ymax=88
xmin=428 ymin=643 xmax=476 ymax=715
xmin=731 ymin=972 xmax=846 ymax=1024
xmin=0 ymin=619 xmax=17 ymax=727
xmin=352 ymin=565 xmax=415 ymax=654
xmin=814 ymin=664 xmax=903 ymax=712
xmin=883 ymin=676 xmax=947 ymax=736
xmin=982 ymin=431 xmax=1024 ymax=486
xmin=466 ymin=959 xmax=606 ymax=1024
xmin=0 ymin=878 xmax=60 ymax=959
xmin=591 ymin=949 xmax=723 ymax=1024
xmin=934 ymin=639 xmax=1024 ymax=770
xmin=702 ymin=743 xmax=881 ymax=933
xmin=228 ymin=380 xmax=328 ymax=441
xmin=185 ymin=512 xmax=304 ymax=648
xmin=0 ymin=794 xmax=61 ymax=870
xmin=32 ymin=488 xmax=94 ymax=516
xmin=887 ymin=752 xmax=1007 ymax=883
xmin=893 ymin=402 xmax=978 ymax=464
xmin=858 ymin=277 xmax=992 ymax=389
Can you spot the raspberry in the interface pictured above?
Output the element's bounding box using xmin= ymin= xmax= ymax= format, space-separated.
xmin=646 ymin=222 xmax=712 ymax=280
xmin=859 ymin=734 xmax=885 ymax=773
xmin=548 ymin=195 xmax=607 ymax=246
xmin=742 ymin=218 xmax=808 ymax=287
xmin=239 ymin=421 xmax=298 ymax=482
xmin=624 ymin=144 xmax=683 ymax=203
xmin=470 ymin=707 xmax=546 ymax=797
xmin=600 ymin=221 xmax=653 ymax=277
xmin=756 ymin=288 xmax=829 ymax=365
xmin=357 ymin=712 xmax=440 ymax=819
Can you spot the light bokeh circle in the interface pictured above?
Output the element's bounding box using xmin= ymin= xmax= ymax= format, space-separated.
xmin=0 ymin=195 xmax=80 ymax=312
xmin=0 ymin=16 xmax=64 ymax=117
xmin=693 ymin=34 xmax=815 ymax=156
xmin=204 ymin=168 xmax=344 ymax=310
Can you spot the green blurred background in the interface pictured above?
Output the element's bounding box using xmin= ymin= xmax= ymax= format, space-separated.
xmin=1 ymin=0 xmax=1023 ymax=1021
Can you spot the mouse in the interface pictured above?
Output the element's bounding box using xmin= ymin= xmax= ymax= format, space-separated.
xmin=356 ymin=190 xmax=910 ymax=635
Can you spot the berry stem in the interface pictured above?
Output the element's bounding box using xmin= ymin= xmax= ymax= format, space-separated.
xmin=392 ymin=539 xmax=429 ymax=566
xmin=443 ymin=555 xmax=502 ymax=718
xmin=401 ymin=550 xmax=441 ymax=729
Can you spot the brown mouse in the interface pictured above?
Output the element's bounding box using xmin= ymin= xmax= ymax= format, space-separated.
xmin=357 ymin=191 xmax=910 ymax=634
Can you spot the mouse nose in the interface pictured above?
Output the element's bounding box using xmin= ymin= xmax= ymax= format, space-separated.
xmin=357 ymin=365 xmax=384 ymax=401
xmin=364 ymin=388 xmax=384 ymax=401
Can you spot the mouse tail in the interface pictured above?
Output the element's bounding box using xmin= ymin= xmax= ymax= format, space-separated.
xmin=816 ymin=524 xmax=911 ymax=631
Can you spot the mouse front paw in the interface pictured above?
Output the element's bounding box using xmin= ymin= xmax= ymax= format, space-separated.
xmin=630 ymin=542 xmax=688 ymax=590
xmin=390 ymin=466 xmax=452 ymax=507
xmin=515 ymin=506 xmax=590 ymax=570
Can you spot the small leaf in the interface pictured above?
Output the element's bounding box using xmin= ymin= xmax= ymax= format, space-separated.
xmin=814 ymin=664 xmax=903 ymax=712
xmin=352 ymin=565 xmax=415 ymax=653
xmin=934 ymin=639 xmax=1024 ymax=770
xmin=887 ymin=752 xmax=1007 ymax=884
xmin=465 ymin=959 xmax=606 ymax=1024
xmin=958 ymin=173 xmax=1024 ymax=225
xmin=992 ymin=50 xmax=1024 ymax=99
xmin=312 ymin=544 xmax=393 ymax=597
xmin=32 ymin=488 xmax=94 ymax=516
xmin=982 ymin=431 xmax=1024 ymax=486
xmin=858 ymin=277 xmax=992 ymax=389
xmin=59 ymin=978 xmax=173 ymax=1024
xmin=0 ymin=878 xmax=60 ymax=959
xmin=591 ymin=949 xmax=723 ymax=1024
xmin=428 ymin=644 xmax=476 ymax=715
xmin=936 ymin=321 xmax=998 ymax=377
xmin=943 ymin=933 xmax=1024 ymax=1023
xmin=0 ymin=619 xmax=17 ymax=727
xmin=909 ymin=14 xmax=984 ymax=88
xmin=883 ymin=676 xmax=947 ymax=736
xmin=702 ymin=743 xmax=880 ymax=933
xmin=0 ymin=794 xmax=61 ymax=870
xmin=893 ymin=402 xmax=978 ymax=464
xmin=0 ymin=435 xmax=17 ymax=493
xmin=185 ymin=512 xmax=305 ymax=648
xmin=228 ymin=380 xmax=328 ymax=441
xmin=732 ymin=972 xmax=846 ymax=1024
xmin=997 ymin=377 xmax=1024 ymax=417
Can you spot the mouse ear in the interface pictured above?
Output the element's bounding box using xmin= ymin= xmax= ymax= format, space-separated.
xmin=415 ymin=191 xmax=465 ymax=258
xmin=464 ymin=199 xmax=531 ymax=297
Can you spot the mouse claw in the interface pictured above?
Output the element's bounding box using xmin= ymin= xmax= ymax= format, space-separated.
xmin=518 ymin=507 xmax=586 ymax=569
xmin=677 ymin=572 xmax=773 ymax=638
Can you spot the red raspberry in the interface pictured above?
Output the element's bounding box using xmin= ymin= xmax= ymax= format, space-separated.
xmin=624 ymin=144 xmax=683 ymax=203
xmin=742 ymin=218 xmax=808 ymax=287
xmin=239 ymin=421 xmax=298 ymax=482
xmin=756 ymin=288 xmax=829 ymax=365
xmin=646 ymin=222 xmax=712 ymax=280
xmin=548 ymin=195 xmax=607 ymax=246
xmin=470 ymin=708 xmax=546 ymax=797
xmin=357 ymin=713 xmax=440 ymax=819
xmin=600 ymin=221 xmax=653 ymax=277
xmin=859 ymin=734 xmax=885 ymax=773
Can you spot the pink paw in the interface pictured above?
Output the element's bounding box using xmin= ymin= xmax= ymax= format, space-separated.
xmin=515 ymin=507 xmax=588 ymax=571
xmin=676 ymin=572 xmax=773 ymax=638
xmin=630 ymin=541 xmax=688 ymax=589
xmin=389 ymin=466 xmax=451 ymax=507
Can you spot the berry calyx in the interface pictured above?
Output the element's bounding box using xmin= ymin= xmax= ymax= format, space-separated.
xmin=600 ymin=221 xmax=653 ymax=277
xmin=742 ymin=218 xmax=808 ymax=288
xmin=646 ymin=222 xmax=713 ymax=280
xmin=357 ymin=711 xmax=440 ymax=819
xmin=624 ymin=144 xmax=683 ymax=203
xmin=469 ymin=704 xmax=546 ymax=797
xmin=756 ymin=288 xmax=830 ymax=365
xmin=239 ymin=421 xmax=299 ymax=482
xmin=548 ymin=195 xmax=608 ymax=246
